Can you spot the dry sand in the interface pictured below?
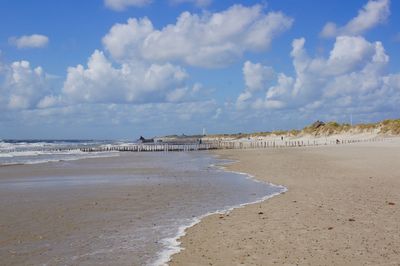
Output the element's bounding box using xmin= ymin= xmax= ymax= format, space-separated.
xmin=171 ymin=140 xmax=400 ymax=265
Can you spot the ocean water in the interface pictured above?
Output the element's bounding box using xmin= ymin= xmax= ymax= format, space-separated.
xmin=0 ymin=139 xmax=121 ymax=165
xmin=0 ymin=151 xmax=285 ymax=265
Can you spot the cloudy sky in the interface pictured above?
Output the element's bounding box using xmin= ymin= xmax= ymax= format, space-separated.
xmin=0 ymin=0 xmax=399 ymax=139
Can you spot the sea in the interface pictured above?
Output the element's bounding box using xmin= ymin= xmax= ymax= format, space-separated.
xmin=0 ymin=139 xmax=121 ymax=165
xmin=0 ymin=140 xmax=285 ymax=265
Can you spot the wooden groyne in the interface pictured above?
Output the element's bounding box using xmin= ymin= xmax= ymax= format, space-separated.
xmin=80 ymin=143 xmax=219 ymax=152
xmin=79 ymin=136 xmax=389 ymax=153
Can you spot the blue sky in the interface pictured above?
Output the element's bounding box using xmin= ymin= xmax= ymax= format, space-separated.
xmin=0 ymin=0 xmax=399 ymax=139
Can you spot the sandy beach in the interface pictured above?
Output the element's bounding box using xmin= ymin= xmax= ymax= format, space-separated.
xmin=171 ymin=140 xmax=400 ymax=265
xmin=0 ymin=151 xmax=281 ymax=266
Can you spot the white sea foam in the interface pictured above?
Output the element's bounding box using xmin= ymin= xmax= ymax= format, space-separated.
xmin=0 ymin=140 xmax=120 ymax=165
xmin=0 ymin=152 xmax=119 ymax=166
xmin=1 ymin=149 xmax=85 ymax=158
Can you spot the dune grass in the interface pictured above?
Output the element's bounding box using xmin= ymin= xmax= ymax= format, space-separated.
xmin=206 ymin=119 xmax=400 ymax=139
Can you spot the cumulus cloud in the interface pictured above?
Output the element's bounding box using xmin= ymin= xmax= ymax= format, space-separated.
xmin=237 ymin=61 xmax=275 ymax=109
xmin=104 ymin=0 xmax=151 ymax=11
xmin=0 ymin=99 xmax=219 ymax=138
xmin=0 ymin=60 xmax=53 ymax=109
xmin=243 ymin=61 xmax=275 ymax=92
xmin=102 ymin=4 xmax=293 ymax=68
xmin=170 ymin=0 xmax=212 ymax=7
xmin=62 ymin=50 xmax=192 ymax=104
xmin=37 ymin=95 xmax=62 ymax=109
xmin=9 ymin=34 xmax=49 ymax=49
xmin=321 ymin=0 xmax=390 ymax=38
xmin=236 ymin=36 xmax=400 ymax=118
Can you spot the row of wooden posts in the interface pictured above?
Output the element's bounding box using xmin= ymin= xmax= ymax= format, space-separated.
xmin=79 ymin=137 xmax=386 ymax=153
xmin=80 ymin=143 xmax=217 ymax=152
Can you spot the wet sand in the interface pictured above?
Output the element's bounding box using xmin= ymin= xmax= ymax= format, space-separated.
xmin=171 ymin=141 xmax=400 ymax=265
xmin=0 ymin=154 xmax=188 ymax=265
xmin=0 ymin=151 xmax=281 ymax=266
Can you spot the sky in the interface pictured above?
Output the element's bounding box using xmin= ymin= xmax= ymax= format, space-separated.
xmin=0 ymin=0 xmax=399 ymax=139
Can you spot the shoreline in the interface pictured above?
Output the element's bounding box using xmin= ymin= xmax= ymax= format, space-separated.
xmin=153 ymin=154 xmax=287 ymax=266
xmin=170 ymin=140 xmax=400 ymax=265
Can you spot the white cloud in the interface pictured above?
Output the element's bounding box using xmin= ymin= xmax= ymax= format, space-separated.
xmin=9 ymin=34 xmax=49 ymax=49
xmin=384 ymin=74 xmax=400 ymax=90
xmin=105 ymin=0 xmax=212 ymax=11
xmin=237 ymin=61 xmax=275 ymax=109
xmin=102 ymin=18 xmax=154 ymax=60
xmin=166 ymin=84 xmax=201 ymax=102
xmin=236 ymin=36 xmax=400 ymax=118
xmin=170 ymin=0 xmax=212 ymax=7
xmin=0 ymin=99 xmax=220 ymax=138
xmin=102 ymin=4 xmax=293 ymax=68
xmin=104 ymin=0 xmax=151 ymax=11
xmin=0 ymin=60 xmax=52 ymax=109
xmin=212 ymin=107 xmax=222 ymax=119
xmin=62 ymin=50 xmax=191 ymax=104
xmin=236 ymin=91 xmax=253 ymax=110
xmin=264 ymin=73 xmax=293 ymax=109
xmin=243 ymin=61 xmax=275 ymax=92
xmin=321 ymin=0 xmax=390 ymax=38
xmin=37 ymin=95 xmax=62 ymax=109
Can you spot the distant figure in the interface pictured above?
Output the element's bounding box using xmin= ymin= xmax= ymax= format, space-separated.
xmin=336 ymin=139 xmax=340 ymax=144
xmin=281 ymin=136 xmax=284 ymax=141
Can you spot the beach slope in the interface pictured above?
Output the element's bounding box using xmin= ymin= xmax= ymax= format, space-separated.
xmin=171 ymin=141 xmax=400 ymax=265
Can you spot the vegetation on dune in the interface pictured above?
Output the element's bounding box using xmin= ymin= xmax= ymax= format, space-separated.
xmin=380 ymin=119 xmax=400 ymax=135
xmin=356 ymin=123 xmax=377 ymax=130
xmin=205 ymin=118 xmax=400 ymax=139
xmin=207 ymin=129 xmax=302 ymax=139
xmin=304 ymin=121 xmax=354 ymax=136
